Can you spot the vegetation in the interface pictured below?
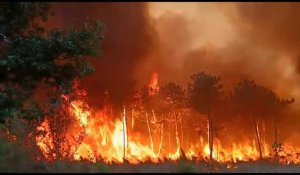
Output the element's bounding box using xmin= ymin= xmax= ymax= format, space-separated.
xmin=0 ymin=2 xmax=103 ymax=125
xmin=231 ymin=80 xmax=294 ymax=159
xmin=187 ymin=72 xmax=224 ymax=161
xmin=0 ymin=2 xmax=297 ymax=173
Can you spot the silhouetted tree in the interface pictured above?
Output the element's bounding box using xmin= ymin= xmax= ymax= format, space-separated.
xmin=231 ymin=79 xmax=294 ymax=160
xmin=265 ymin=91 xmax=294 ymax=160
xmin=187 ymin=71 xmax=223 ymax=161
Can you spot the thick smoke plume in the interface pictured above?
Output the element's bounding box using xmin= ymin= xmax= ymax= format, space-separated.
xmin=46 ymin=2 xmax=157 ymax=108
xmin=45 ymin=2 xmax=300 ymax=141
xmin=147 ymin=2 xmax=300 ymax=142
xmin=148 ymin=3 xmax=300 ymax=101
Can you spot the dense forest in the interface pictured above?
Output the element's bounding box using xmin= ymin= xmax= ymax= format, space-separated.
xmin=0 ymin=2 xmax=299 ymax=173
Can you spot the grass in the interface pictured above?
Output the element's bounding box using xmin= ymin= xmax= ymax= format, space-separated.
xmin=173 ymin=160 xmax=197 ymax=173
xmin=1 ymin=139 xmax=300 ymax=173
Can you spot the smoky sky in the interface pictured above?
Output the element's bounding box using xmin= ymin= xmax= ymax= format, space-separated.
xmin=46 ymin=2 xmax=157 ymax=108
xmin=147 ymin=2 xmax=300 ymax=141
xmin=40 ymin=2 xmax=300 ymax=143
xmin=147 ymin=2 xmax=300 ymax=108
xmin=46 ymin=2 xmax=300 ymax=112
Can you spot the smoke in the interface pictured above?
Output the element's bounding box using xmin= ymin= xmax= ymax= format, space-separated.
xmin=46 ymin=2 xmax=157 ymax=108
xmin=46 ymin=2 xmax=300 ymax=117
xmin=146 ymin=2 xmax=300 ymax=104
xmin=34 ymin=2 xmax=300 ymax=147
xmin=146 ymin=2 xmax=300 ymax=141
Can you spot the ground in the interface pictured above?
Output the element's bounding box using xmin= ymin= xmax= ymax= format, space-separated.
xmin=1 ymin=140 xmax=300 ymax=173
xmin=3 ymin=158 xmax=300 ymax=173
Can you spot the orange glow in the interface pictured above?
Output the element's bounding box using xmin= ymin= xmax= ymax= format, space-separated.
xmin=34 ymin=79 xmax=300 ymax=165
xmin=35 ymin=98 xmax=300 ymax=164
xmin=36 ymin=118 xmax=56 ymax=160
xmin=148 ymin=71 xmax=159 ymax=96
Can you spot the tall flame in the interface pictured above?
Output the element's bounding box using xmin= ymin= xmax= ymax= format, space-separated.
xmin=34 ymin=78 xmax=300 ymax=165
xmin=148 ymin=71 xmax=159 ymax=96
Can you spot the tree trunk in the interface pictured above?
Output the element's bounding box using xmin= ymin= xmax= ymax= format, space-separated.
xmin=168 ymin=124 xmax=171 ymax=151
xmin=274 ymin=118 xmax=278 ymax=144
xmin=175 ymin=116 xmax=180 ymax=153
xmin=122 ymin=107 xmax=127 ymax=160
xmin=131 ymin=108 xmax=135 ymax=130
xmin=274 ymin=117 xmax=279 ymax=160
xmin=180 ymin=120 xmax=184 ymax=150
xmin=208 ymin=111 xmax=214 ymax=161
xmin=253 ymin=116 xmax=262 ymax=159
xmin=158 ymin=123 xmax=164 ymax=157
xmin=186 ymin=121 xmax=189 ymax=151
xmin=146 ymin=112 xmax=154 ymax=152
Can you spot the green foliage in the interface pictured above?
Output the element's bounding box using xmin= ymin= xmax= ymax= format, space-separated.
xmin=0 ymin=3 xmax=103 ymax=123
xmin=0 ymin=138 xmax=47 ymax=173
xmin=0 ymin=141 xmax=15 ymax=172
xmin=0 ymin=2 xmax=50 ymax=36
xmin=21 ymin=101 xmax=44 ymax=121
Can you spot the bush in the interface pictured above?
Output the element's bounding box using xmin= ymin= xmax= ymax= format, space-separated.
xmin=173 ymin=160 xmax=197 ymax=173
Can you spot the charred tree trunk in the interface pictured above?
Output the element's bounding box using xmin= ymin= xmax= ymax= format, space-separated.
xmin=253 ymin=116 xmax=262 ymax=159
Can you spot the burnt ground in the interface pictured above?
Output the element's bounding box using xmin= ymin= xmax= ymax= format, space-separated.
xmin=1 ymin=141 xmax=300 ymax=173
xmin=3 ymin=158 xmax=300 ymax=173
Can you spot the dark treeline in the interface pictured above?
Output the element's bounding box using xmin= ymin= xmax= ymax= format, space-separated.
xmin=122 ymin=71 xmax=294 ymax=161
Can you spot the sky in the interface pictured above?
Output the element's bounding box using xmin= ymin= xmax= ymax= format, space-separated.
xmin=148 ymin=2 xmax=300 ymax=109
xmin=46 ymin=2 xmax=300 ymax=112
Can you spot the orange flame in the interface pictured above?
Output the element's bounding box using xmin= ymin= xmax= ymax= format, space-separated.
xmin=34 ymin=80 xmax=300 ymax=165
xmin=148 ymin=71 xmax=159 ymax=96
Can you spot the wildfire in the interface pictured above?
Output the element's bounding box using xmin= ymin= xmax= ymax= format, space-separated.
xmin=36 ymin=119 xmax=55 ymax=160
xmin=35 ymin=98 xmax=300 ymax=164
xmin=34 ymin=76 xmax=300 ymax=165
xmin=148 ymin=71 xmax=159 ymax=96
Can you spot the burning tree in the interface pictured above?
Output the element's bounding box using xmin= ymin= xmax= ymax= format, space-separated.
xmin=231 ymin=80 xmax=267 ymax=160
xmin=263 ymin=91 xmax=294 ymax=160
xmin=231 ymin=79 xmax=294 ymax=160
xmin=0 ymin=2 xmax=103 ymax=159
xmin=187 ymin=71 xmax=223 ymax=161
xmin=158 ymin=82 xmax=186 ymax=156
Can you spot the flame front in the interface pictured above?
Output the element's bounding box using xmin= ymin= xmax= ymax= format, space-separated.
xmin=35 ymin=98 xmax=300 ymax=164
xmin=34 ymin=77 xmax=300 ymax=165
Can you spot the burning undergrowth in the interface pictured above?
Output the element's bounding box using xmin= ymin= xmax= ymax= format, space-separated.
xmin=3 ymin=71 xmax=298 ymax=166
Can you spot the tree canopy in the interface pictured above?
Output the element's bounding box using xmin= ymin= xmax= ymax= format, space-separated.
xmin=0 ymin=2 xmax=103 ymax=123
xmin=231 ymin=79 xmax=294 ymax=118
xmin=187 ymin=71 xmax=223 ymax=114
